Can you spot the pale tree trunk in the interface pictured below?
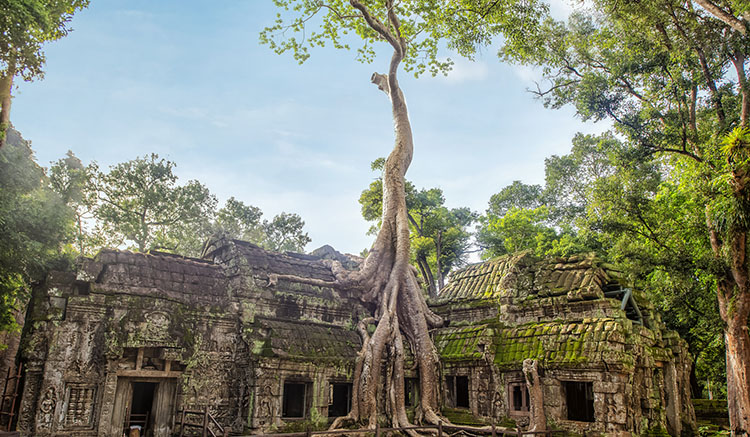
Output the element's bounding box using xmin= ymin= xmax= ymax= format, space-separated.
xmin=523 ymin=359 xmax=546 ymax=433
xmin=267 ymin=1 xmax=515 ymax=432
xmin=0 ymin=60 xmax=15 ymax=149
xmin=416 ymin=253 xmax=438 ymax=299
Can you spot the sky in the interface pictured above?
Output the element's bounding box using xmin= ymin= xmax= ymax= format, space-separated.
xmin=12 ymin=0 xmax=607 ymax=256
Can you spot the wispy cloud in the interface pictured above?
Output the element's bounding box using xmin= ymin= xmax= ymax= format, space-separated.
xmin=511 ymin=65 xmax=544 ymax=86
xmin=435 ymin=58 xmax=490 ymax=84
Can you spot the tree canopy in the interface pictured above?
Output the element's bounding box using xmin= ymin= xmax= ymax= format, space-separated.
xmin=0 ymin=129 xmax=72 ymax=334
xmin=0 ymin=0 xmax=88 ymax=146
xmin=502 ymin=0 xmax=750 ymax=430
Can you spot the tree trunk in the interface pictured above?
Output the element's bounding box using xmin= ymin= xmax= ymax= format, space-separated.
xmin=722 ymin=298 xmax=750 ymax=435
xmin=270 ymin=2 xmax=511 ymax=433
xmin=523 ymin=359 xmax=546 ymax=433
xmin=0 ymin=61 xmax=15 ymax=149
xmin=435 ymin=231 xmax=444 ymax=291
xmin=416 ymin=253 xmax=437 ymax=299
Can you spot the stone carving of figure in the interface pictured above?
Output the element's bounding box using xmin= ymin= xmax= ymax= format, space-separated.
xmin=38 ymin=387 xmax=56 ymax=430
xmin=258 ymin=385 xmax=275 ymax=423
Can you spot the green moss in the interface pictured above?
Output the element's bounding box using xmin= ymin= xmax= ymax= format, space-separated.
xmin=642 ymin=425 xmax=671 ymax=436
xmin=441 ymin=408 xmax=486 ymax=426
xmin=278 ymin=420 xmax=328 ymax=433
xmin=434 ymin=325 xmax=489 ymax=361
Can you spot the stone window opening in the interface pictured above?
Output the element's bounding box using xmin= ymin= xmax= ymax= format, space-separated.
xmin=282 ymin=381 xmax=311 ymax=419
xmin=508 ymin=382 xmax=529 ymax=416
xmin=328 ymin=382 xmax=352 ymax=418
xmin=446 ymin=375 xmax=470 ymax=409
xmin=564 ymin=381 xmax=595 ymax=422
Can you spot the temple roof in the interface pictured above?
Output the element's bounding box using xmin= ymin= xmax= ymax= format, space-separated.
xmin=253 ymin=317 xmax=361 ymax=362
xmin=438 ymin=252 xmax=624 ymax=303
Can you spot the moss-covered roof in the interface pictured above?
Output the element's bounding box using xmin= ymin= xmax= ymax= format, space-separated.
xmin=434 ymin=325 xmax=492 ymax=362
xmin=439 ymin=252 xmax=622 ymax=303
xmin=492 ymin=318 xmax=634 ymax=370
xmin=253 ymin=318 xmax=360 ymax=362
xmin=431 ymin=318 xmax=645 ymax=370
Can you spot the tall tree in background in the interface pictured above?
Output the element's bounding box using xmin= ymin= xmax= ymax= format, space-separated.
xmin=0 ymin=129 xmax=71 ymax=332
xmin=213 ymin=197 xmax=312 ymax=253
xmin=504 ymin=0 xmax=750 ymax=430
xmin=262 ymin=0 xmax=543 ymax=429
xmin=48 ymin=150 xmax=106 ymax=256
xmin=360 ymin=159 xmax=475 ymax=297
xmin=0 ymin=0 xmax=88 ymax=147
xmin=93 ymin=154 xmax=217 ymax=255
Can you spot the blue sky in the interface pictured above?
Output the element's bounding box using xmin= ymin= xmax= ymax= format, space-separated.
xmin=12 ymin=0 xmax=606 ymax=255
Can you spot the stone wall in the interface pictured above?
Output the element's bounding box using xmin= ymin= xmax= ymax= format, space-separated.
xmin=13 ymin=244 xmax=695 ymax=436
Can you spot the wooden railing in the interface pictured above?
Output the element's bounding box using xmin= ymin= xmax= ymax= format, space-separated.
xmin=250 ymin=422 xmax=567 ymax=437
xmin=123 ymin=409 xmax=149 ymax=435
xmin=176 ymin=406 xmax=228 ymax=437
xmin=0 ymin=365 xmax=22 ymax=431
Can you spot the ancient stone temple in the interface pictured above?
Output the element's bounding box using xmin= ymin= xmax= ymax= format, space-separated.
xmin=12 ymin=238 xmax=695 ymax=436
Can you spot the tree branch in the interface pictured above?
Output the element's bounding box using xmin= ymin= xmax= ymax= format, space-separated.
xmin=349 ymin=0 xmax=400 ymax=53
xmin=692 ymin=0 xmax=747 ymax=34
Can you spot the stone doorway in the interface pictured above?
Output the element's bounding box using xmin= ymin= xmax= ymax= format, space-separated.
xmin=106 ymin=348 xmax=183 ymax=437
xmin=126 ymin=382 xmax=157 ymax=434
xmin=112 ymin=379 xmax=176 ymax=437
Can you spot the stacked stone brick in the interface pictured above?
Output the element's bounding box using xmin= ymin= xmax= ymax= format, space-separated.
xmin=14 ymin=242 xmax=695 ymax=436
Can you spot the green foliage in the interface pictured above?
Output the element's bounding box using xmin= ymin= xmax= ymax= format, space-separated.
xmin=0 ymin=0 xmax=89 ymax=80
xmin=213 ymin=198 xmax=311 ymax=253
xmin=259 ymin=211 xmax=312 ymax=252
xmin=0 ymin=129 xmax=72 ymax=334
xmin=487 ymin=180 xmax=543 ymax=217
xmin=48 ymin=154 xmax=312 ymax=257
xmin=261 ymin=0 xmax=548 ymax=77
xmin=48 ymin=150 xmax=105 ymax=256
xmin=496 ymin=0 xmax=750 ymax=398
xmin=359 ymin=159 xmax=475 ymax=294
xmin=93 ymin=154 xmax=217 ymax=255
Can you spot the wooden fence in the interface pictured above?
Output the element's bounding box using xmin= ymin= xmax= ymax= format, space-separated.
xmin=249 ymin=422 xmax=566 ymax=437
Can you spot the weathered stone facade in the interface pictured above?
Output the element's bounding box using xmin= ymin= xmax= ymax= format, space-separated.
xmin=432 ymin=252 xmax=696 ymax=436
xmin=13 ymin=240 xmax=695 ymax=436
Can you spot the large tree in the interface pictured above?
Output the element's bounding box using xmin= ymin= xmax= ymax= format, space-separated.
xmin=262 ymin=0 xmax=542 ymax=429
xmin=360 ymin=159 xmax=475 ymax=297
xmin=0 ymin=129 xmax=71 ymax=333
xmin=0 ymin=0 xmax=88 ymax=147
xmin=503 ymin=0 xmax=750 ymax=431
xmin=93 ymin=153 xmax=217 ymax=255
xmin=213 ymin=197 xmax=312 ymax=253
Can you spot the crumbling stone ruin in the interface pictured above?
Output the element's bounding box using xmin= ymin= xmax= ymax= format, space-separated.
xmin=12 ymin=238 xmax=695 ymax=436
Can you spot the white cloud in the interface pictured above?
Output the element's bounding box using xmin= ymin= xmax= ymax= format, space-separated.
xmin=435 ymin=58 xmax=490 ymax=84
xmin=511 ymin=65 xmax=544 ymax=86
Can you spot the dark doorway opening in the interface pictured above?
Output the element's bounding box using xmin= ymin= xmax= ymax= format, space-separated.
xmin=329 ymin=383 xmax=352 ymax=417
xmin=283 ymin=382 xmax=308 ymax=418
xmin=564 ymin=381 xmax=595 ymax=422
xmin=126 ymin=382 xmax=157 ymax=434
xmin=446 ymin=375 xmax=470 ymax=409
xmin=405 ymin=378 xmax=419 ymax=407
